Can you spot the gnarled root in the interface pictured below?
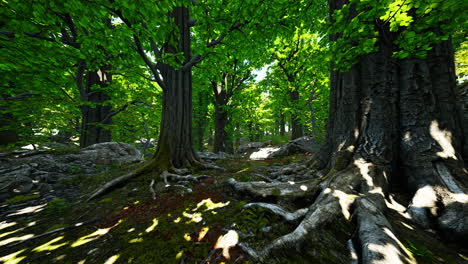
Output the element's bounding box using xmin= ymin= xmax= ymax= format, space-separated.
xmin=238 ymin=168 xmax=361 ymax=263
xmin=236 ymin=165 xmax=422 ymax=263
xmin=407 ymin=162 xmax=468 ymax=240
xmin=355 ymin=194 xmax=416 ymax=264
xmin=86 ymin=171 xmax=139 ymax=202
xmin=242 ymin=203 xmax=308 ymax=223
xmin=226 ymin=178 xmax=321 ymax=199
xmin=87 ymin=170 xmax=210 ymax=202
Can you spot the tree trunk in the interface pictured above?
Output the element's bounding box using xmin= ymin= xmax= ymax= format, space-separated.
xmin=231 ymin=2 xmax=467 ymax=262
xmin=279 ymin=114 xmax=285 ymax=136
xmin=0 ymin=111 xmax=18 ymax=146
xmin=307 ymin=92 xmax=318 ymax=136
xmin=79 ymin=67 xmax=112 ymax=148
xmin=194 ymin=89 xmax=210 ymax=151
xmin=213 ymin=81 xmax=231 ymax=153
xmin=149 ymin=6 xmax=201 ymax=170
xmin=289 ymin=90 xmax=303 ymax=140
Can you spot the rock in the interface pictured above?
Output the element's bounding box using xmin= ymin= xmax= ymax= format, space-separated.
xmin=74 ymin=142 xmax=141 ymax=165
xmin=267 ymin=136 xmax=319 ymax=158
xmin=198 ymin=152 xmax=232 ymax=160
xmin=249 ymin=147 xmax=280 ymax=160
xmin=281 ymin=167 xmax=294 ymax=175
xmin=0 ymin=165 xmax=35 ymax=196
xmin=237 ymin=142 xmax=270 ymax=154
xmin=36 ymin=183 xmax=53 ymax=193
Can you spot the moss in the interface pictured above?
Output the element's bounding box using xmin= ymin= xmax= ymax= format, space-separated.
xmin=99 ymin=197 xmax=113 ymax=203
xmin=404 ymin=240 xmax=436 ymax=263
xmin=44 ymin=198 xmax=71 ymax=215
xmin=271 ymin=188 xmax=281 ymax=196
xmin=2 ymin=194 xmax=40 ymax=205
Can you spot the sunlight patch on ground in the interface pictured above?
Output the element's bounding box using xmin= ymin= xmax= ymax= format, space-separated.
xmin=33 ymin=236 xmax=68 ymax=252
xmin=175 ymin=250 xmax=184 ymax=260
xmin=145 ymin=218 xmax=159 ymax=233
xmin=183 ymin=211 xmax=203 ymax=223
xmin=7 ymin=204 xmax=46 ymax=217
xmin=71 ymin=220 xmax=121 ymax=247
xmin=0 ymin=234 xmax=34 ymax=247
xmin=0 ymin=249 xmax=26 ymax=264
xmin=198 ymin=227 xmax=209 ymax=241
xmin=129 ymin=237 xmax=144 ymax=243
xmin=194 ymin=198 xmax=230 ymax=211
xmin=0 ymin=221 xmax=16 ymax=231
xmin=214 ymin=230 xmax=239 ymax=259
xmin=249 ymin=147 xmax=279 ymax=160
xmin=104 ymin=254 xmax=120 ymax=264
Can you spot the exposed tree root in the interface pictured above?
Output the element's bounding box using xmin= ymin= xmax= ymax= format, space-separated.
xmin=355 ymin=194 xmax=416 ymax=264
xmin=226 ymin=178 xmax=321 ymax=199
xmin=160 ymin=171 xmax=209 ymax=183
xmin=242 ymin=203 xmax=308 ymax=223
xmin=87 ymin=166 xmax=211 ymax=202
xmin=86 ymin=171 xmax=139 ymax=202
xmin=231 ymin=164 xmax=427 ymax=263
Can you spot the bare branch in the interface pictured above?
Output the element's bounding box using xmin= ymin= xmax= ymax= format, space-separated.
xmin=182 ymin=54 xmax=202 ymax=70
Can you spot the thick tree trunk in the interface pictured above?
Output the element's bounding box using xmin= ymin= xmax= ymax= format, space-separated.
xmin=149 ymin=6 xmax=201 ymax=169
xmin=289 ymin=90 xmax=303 ymax=140
xmin=232 ymin=2 xmax=466 ymax=262
xmin=79 ymin=67 xmax=112 ymax=148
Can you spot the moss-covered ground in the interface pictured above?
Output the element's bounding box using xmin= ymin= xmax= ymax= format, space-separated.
xmin=0 ymin=154 xmax=467 ymax=264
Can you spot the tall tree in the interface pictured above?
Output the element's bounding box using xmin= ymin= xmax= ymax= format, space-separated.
xmin=230 ymin=0 xmax=468 ymax=262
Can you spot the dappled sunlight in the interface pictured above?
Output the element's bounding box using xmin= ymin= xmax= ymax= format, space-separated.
xmin=429 ymin=120 xmax=457 ymax=160
xmin=7 ymin=203 xmax=47 ymax=217
xmin=33 ymin=236 xmax=68 ymax=252
xmin=0 ymin=221 xmax=17 ymax=231
xmin=103 ymin=254 xmax=120 ymax=264
xmin=129 ymin=237 xmax=144 ymax=243
xmin=194 ymin=198 xmax=230 ymax=211
xmin=182 ymin=211 xmax=203 ymax=223
xmin=0 ymin=234 xmax=34 ymax=247
xmin=71 ymin=220 xmax=122 ymax=247
xmin=354 ymin=158 xmax=383 ymax=195
xmin=0 ymin=249 xmax=26 ymax=264
xmin=214 ymin=230 xmax=239 ymax=259
xmin=198 ymin=227 xmax=209 ymax=241
xmin=385 ymin=195 xmax=411 ymax=219
xmin=366 ymin=227 xmax=416 ymax=264
xmin=183 ymin=233 xmax=192 ymax=241
xmin=330 ymin=189 xmax=356 ymax=220
xmin=249 ymin=147 xmax=280 ymax=160
xmin=145 ymin=218 xmax=159 ymax=233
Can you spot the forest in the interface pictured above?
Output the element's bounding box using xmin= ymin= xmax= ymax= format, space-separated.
xmin=0 ymin=0 xmax=467 ymax=263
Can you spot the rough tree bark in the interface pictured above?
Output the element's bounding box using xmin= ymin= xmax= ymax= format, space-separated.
xmin=147 ymin=6 xmax=201 ymax=170
xmin=79 ymin=66 xmax=113 ymax=148
xmin=229 ymin=1 xmax=467 ymax=263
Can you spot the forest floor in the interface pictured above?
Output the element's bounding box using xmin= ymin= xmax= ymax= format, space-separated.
xmin=0 ymin=154 xmax=467 ymax=264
